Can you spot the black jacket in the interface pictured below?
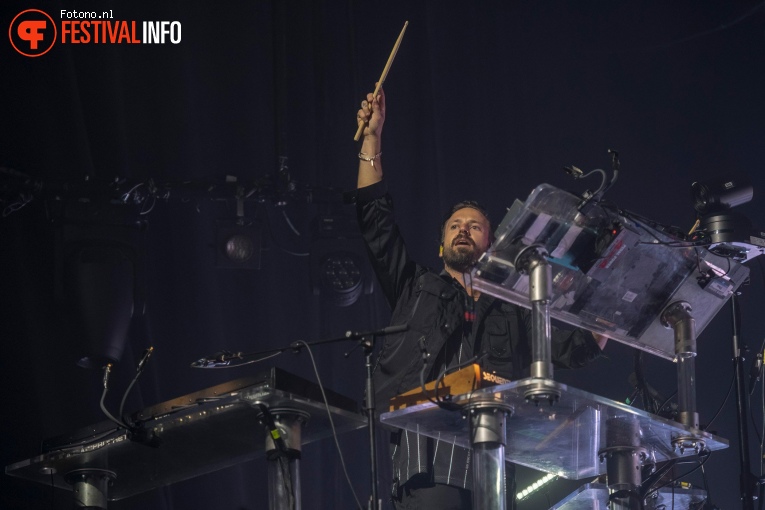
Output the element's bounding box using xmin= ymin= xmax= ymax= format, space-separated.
xmin=353 ymin=180 xmax=601 ymax=488
xmin=355 ymin=181 xmax=601 ymax=407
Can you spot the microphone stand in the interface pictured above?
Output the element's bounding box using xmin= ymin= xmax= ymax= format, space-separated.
xmin=191 ymin=324 xmax=406 ymax=369
xmin=298 ymin=327 xmax=391 ymax=510
xmin=191 ymin=323 xmax=408 ymax=510
xmin=356 ymin=333 xmax=380 ymax=510
xmin=731 ymin=293 xmax=759 ymax=510
xmin=294 ymin=326 xmax=405 ymax=510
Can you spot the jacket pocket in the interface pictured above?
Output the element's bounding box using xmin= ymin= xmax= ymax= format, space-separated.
xmin=485 ymin=317 xmax=512 ymax=362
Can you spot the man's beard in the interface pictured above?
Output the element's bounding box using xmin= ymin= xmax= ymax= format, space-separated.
xmin=443 ymin=243 xmax=482 ymax=273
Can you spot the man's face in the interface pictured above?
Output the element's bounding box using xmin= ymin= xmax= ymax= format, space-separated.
xmin=440 ymin=207 xmax=491 ymax=273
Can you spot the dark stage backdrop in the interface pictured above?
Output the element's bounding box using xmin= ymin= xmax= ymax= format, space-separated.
xmin=2 ymin=1 xmax=764 ymax=509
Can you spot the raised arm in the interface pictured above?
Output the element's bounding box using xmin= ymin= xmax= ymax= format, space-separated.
xmin=353 ymin=87 xmax=420 ymax=307
xmin=356 ymin=86 xmax=385 ymax=188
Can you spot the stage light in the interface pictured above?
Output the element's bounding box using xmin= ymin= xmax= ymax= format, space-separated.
xmin=516 ymin=472 xmax=558 ymax=501
xmin=321 ymin=252 xmax=363 ymax=292
xmin=225 ymin=234 xmax=254 ymax=261
xmin=310 ymin=214 xmax=373 ymax=307
xmin=216 ymin=220 xmax=262 ymax=269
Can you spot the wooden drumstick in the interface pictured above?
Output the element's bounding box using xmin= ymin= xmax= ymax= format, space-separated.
xmin=354 ymin=21 xmax=409 ymax=141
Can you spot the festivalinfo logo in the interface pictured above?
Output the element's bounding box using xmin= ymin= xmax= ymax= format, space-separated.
xmin=9 ymin=8 xmax=182 ymax=57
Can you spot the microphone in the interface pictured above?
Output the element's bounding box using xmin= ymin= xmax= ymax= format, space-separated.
xmin=379 ymin=323 xmax=409 ymax=335
xmin=191 ymin=350 xmax=243 ymax=368
xmin=192 ymin=324 xmax=409 ymax=368
xmin=345 ymin=323 xmax=409 ymax=340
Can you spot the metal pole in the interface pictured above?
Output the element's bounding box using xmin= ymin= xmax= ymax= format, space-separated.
xmin=268 ymin=458 xmax=302 ymax=510
xmin=600 ymin=416 xmax=644 ymax=510
xmin=731 ymin=294 xmax=756 ymax=510
xmin=261 ymin=409 xmax=308 ymax=510
xmin=513 ymin=245 xmax=559 ymax=403
xmin=65 ymin=469 xmax=115 ymax=510
xmin=660 ymin=301 xmax=699 ymax=431
xmin=364 ymin=339 xmax=379 ymax=510
xmin=469 ymin=401 xmax=513 ymax=510
xmin=528 ymin=251 xmax=553 ymax=381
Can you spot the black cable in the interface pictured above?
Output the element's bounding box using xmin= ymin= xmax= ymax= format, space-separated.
xmin=641 ymin=459 xmax=679 ymax=499
xmin=617 ymin=210 xmax=711 ymax=249
xmin=609 ymin=489 xmax=645 ymax=510
xmin=700 ymin=455 xmax=712 ymax=509
xmin=705 ymin=372 xmax=735 ymax=431
xmin=119 ymin=347 xmax=154 ymax=426
xmin=278 ymin=456 xmax=294 ymax=509
xmin=282 ymin=456 xmax=296 ymax=508
xmin=99 ymin=364 xmax=129 ymax=429
xmin=658 ymin=390 xmax=678 ymax=417
xmin=257 ymin=403 xmax=296 ymax=510
xmin=417 ymin=336 xmax=445 ymax=407
xmin=625 ymin=387 xmax=641 ymax=407
xmin=617 ymin=208 xmax=730 ymax=251
xmin=260 ymin=202 xmax=310 ymax=257
xmin=419 ymin=351 xmax=442 ymax=407
xmin=618 ymin=209 xmax=691 ymax=242
xmin=292 ymin=340 xmax=363 ymax=510
xmin=633 ymin=351 xmax=659 ymax=414
xmin=750 ymin=392 xmax=763 ymax=446
xmin=693 ymin=248 xmax=705 ymax=274
xmin=430 ymin=352 xmax=488 ymax=411
xmin=672 ymin=482 xmax=675 ymax=510
xmin=638 ymin=239 xmax=713 ymax=249
xmin=645 ymin=451 xmax=712 ymax=500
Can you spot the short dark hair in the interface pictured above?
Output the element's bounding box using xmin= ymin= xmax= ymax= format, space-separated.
xmin=439 ymin=200 xmax=493 ymax=244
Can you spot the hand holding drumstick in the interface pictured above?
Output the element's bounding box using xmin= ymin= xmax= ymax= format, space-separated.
xmin=353 ymin=21 xmax=407 ymax=141
xmin=354 ymin=22 xmax=407 ymax=188
xmin=356 ymin=87 xmax=385 ymax=188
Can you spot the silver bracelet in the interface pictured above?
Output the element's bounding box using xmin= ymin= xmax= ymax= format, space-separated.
xmin=358 ymin=151 xmax=382 ymax=168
